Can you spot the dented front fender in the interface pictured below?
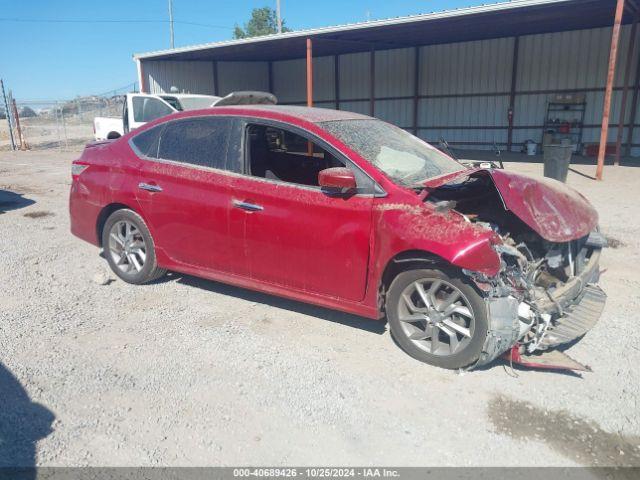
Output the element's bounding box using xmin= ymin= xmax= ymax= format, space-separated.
xmin=373 ymin=201 xmax=501 ymax=277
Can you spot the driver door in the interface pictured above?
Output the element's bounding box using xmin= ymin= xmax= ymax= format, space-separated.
xmin=227 ymin=121 xmax=376 ymax=302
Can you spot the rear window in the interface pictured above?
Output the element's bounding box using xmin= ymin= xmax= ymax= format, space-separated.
xmin=130 ymin=125 xmax=163 ymax=158
xmin=158 ymin=117 xmax=231 ymax=169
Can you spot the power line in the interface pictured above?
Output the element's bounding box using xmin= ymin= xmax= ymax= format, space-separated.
xmin=0 ymin=17 xmax=234 ymax=30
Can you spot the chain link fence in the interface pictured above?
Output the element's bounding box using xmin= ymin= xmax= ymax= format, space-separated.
xmin=1 ymin=83 xmax=134 ymax=152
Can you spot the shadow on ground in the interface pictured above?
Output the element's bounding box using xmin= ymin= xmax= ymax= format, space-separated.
xmin=0 ymin=190 xmax=35 ymax=214
xmin=0 ymin=362 xmax=54 ymax=470
xmin=161 ymin=272 xmax=387 ymax=335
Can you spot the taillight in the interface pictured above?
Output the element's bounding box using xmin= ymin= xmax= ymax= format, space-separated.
xmin=71 ymin=163 xmax=89 ymax=176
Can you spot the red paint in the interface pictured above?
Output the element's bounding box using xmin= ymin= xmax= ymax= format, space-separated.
xmin=318 ymin=167 xmax=357 ymax=189
xmin=69 ymin=106 xmax=599 ymax=320
xmin=503 ymin=344 xmax=591 ymax=372
xmin=483 ymin=169 xmax=598 ymax=243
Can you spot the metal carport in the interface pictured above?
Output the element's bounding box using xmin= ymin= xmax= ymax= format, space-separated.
xmin=134 ymin=0 xmax=639 ymax=180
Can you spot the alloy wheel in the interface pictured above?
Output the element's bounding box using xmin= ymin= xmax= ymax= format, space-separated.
xmin=396 ymin=278 xmax=475 ymax=356
xmin=108 ymin=220 xmax=147 ymax=274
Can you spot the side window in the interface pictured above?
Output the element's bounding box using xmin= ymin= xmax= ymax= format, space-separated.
xmin=130 ymin=124 xmax=163 ymax=158
xmin=132 ymin=96 xmax=174 ymax=123
xmin=158 ymin=117 xmax=232 ymax=169
xmin=245 ymin=124 xmax=345 ymax=187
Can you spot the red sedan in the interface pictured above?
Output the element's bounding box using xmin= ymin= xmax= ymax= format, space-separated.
xmin=70 ymin=106 xmax=606 ymax=369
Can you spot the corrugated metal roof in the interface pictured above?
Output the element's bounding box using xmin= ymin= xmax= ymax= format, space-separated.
xmin=134 ymin=0 xmax=620 ymax=61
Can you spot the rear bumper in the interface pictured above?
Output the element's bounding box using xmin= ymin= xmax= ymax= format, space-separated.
xmin=69 ymin=181 xmax=101 ymax=246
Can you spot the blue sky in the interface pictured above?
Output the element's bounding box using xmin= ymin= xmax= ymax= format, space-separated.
xmin=0 ymin=0 xmax=504 ymax=100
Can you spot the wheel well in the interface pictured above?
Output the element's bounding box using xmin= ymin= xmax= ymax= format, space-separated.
xmin=107 ymin=131 xmax=121 ymax=140
xmin=96 ymin=203 xmax=131 ymax=247
xmin=378 ymin=250 xmax=448 ymax=313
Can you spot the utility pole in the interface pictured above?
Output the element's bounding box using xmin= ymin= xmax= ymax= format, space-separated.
xmin=168 ymin=0 xmax=175 ymax=48
xmin=1 ymin=79 xmax=16 ymax=151
xmin=276 ymin=0 xmax=282 ymax=33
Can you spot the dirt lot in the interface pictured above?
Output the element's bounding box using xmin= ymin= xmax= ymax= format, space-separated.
xmin=1 ymin=149 xmax=639 ymax=467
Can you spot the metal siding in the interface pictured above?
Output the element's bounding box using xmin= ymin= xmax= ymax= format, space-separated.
xmin=420 ymin=37 xmax=514 ymax=95
xmin=339 ymin=100 xmax=369 ymax=116
xmin=144 ymin=60 xmax=214 ymax=94
xmin=339 ymin=52 xmax=371 ymax=99
xmin=217 ymin=62 xmax=269 ymax=95
xmin=513 ymin=25 xmax=638 ymax=151
xmin=376 ymin=99 xmax=413 ymax=127
xmin=375 ymin=48 xmax=414 ymax=97
xmin=273 ymin=59 xmax=306 ymax=103
xmin=273 ymin=56 xmax=335 ymax=104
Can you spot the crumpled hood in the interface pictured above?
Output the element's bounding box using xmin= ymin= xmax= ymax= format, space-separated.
xmin=475 ymin=169 xmax=598 ymax=243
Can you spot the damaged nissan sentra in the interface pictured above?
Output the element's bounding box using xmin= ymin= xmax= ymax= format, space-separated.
xmin=70 ymin=105 xmax=606 ymax=370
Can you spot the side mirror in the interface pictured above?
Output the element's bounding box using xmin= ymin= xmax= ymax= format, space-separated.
xmin=318 ymin=167 xmax=357 ymax=191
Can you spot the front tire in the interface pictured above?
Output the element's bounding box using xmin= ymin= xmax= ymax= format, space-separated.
xmin=386 ymin=267 xmax=488 ymax=369
xmin=102 ymin=209 xmax=166 ymax=284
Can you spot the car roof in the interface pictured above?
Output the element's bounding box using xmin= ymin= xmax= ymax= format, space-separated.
xmin=207 ymin=105 xmax=373 ymax=124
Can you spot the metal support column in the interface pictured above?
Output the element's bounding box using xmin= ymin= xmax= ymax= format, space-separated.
xmin=306 ymin=39 xmax=313 ymax=107
xmin=334 ymin=55 xmax=340 ymax=110
xmin=1 ymin=80 xmax=15 ymax=151
xmin=626 ymin=53 xmax=640 ymax=155
xmin=212 ymin=61 xmax=219 ymax=96
xmin=597 ymin=0 xmax=626 ymax=180
xmin=306 ymin=38 xmax=314 ymax=156
xmin=615 ymin=14 xmax=639 ymax=165
xmin=413 ymin=46 xmax=420 ymax=135
xmin=369 ymin=46 xmax=375 ymax=117
xmin=507 ymin=36 xmax=520 ymax=152
xmin=268 ymin=61 xmax=274 ymax=94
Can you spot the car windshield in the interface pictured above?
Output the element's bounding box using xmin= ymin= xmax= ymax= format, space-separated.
xmin=319 ymin=119 xmax=464 ymax=186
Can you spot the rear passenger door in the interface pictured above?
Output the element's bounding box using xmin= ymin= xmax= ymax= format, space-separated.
xmin=133 ymin=116 xmax=242 ymax=271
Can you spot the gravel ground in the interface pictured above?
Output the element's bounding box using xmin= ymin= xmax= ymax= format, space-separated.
xmin=0 ymin=149 xmax=639 ymax=467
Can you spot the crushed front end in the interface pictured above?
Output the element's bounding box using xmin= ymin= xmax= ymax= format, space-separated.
xmin=425 ymin=169 xmax=606 ymax=367
xmin=471 ymin=230 xmax=606 ymax=366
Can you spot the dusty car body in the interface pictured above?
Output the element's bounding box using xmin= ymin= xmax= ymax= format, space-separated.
xmin=70 ymin=105 xmax=606 ymax=369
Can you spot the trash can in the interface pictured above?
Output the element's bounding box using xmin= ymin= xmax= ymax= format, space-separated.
xmin=543 ymin=144 xmax=572 ymax=182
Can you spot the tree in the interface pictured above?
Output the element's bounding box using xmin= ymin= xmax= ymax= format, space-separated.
xmin=233 ymin=6 xmax=291 ymax=39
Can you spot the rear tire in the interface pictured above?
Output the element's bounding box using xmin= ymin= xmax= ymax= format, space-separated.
xmin=386 ymin=267 xmax=488 ymax=369
xmin=101 ymin=209 xmax=166 ymax=284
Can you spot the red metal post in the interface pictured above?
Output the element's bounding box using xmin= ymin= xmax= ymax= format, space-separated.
xmin=306 ymin=38 xmax=313 ymax=107
xmin=11 ymin=98 xmax=27 ymax=151
xmin=615 ymin=14 xmax=639 ymax=165
xmin=597 ymin=0 xmax=626 ymax=180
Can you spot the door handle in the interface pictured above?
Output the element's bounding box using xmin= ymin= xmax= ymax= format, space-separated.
xmin=232 ymin=200 xmax=263 ymax=212
xmin=138 ymin=182 xmax=163 ymax=193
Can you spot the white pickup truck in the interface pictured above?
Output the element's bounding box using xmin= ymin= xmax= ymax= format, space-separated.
xmin=93 ymin=93 xmax=221 ymax=141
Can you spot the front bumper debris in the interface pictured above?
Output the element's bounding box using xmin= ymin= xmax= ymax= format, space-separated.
xmin=477 ymin=246 xmax=606 ymax=368
xmin=504 ymin=344 xmax=592 ymax=372
xmin=538 ymin=284 xmax=606 ymax=350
